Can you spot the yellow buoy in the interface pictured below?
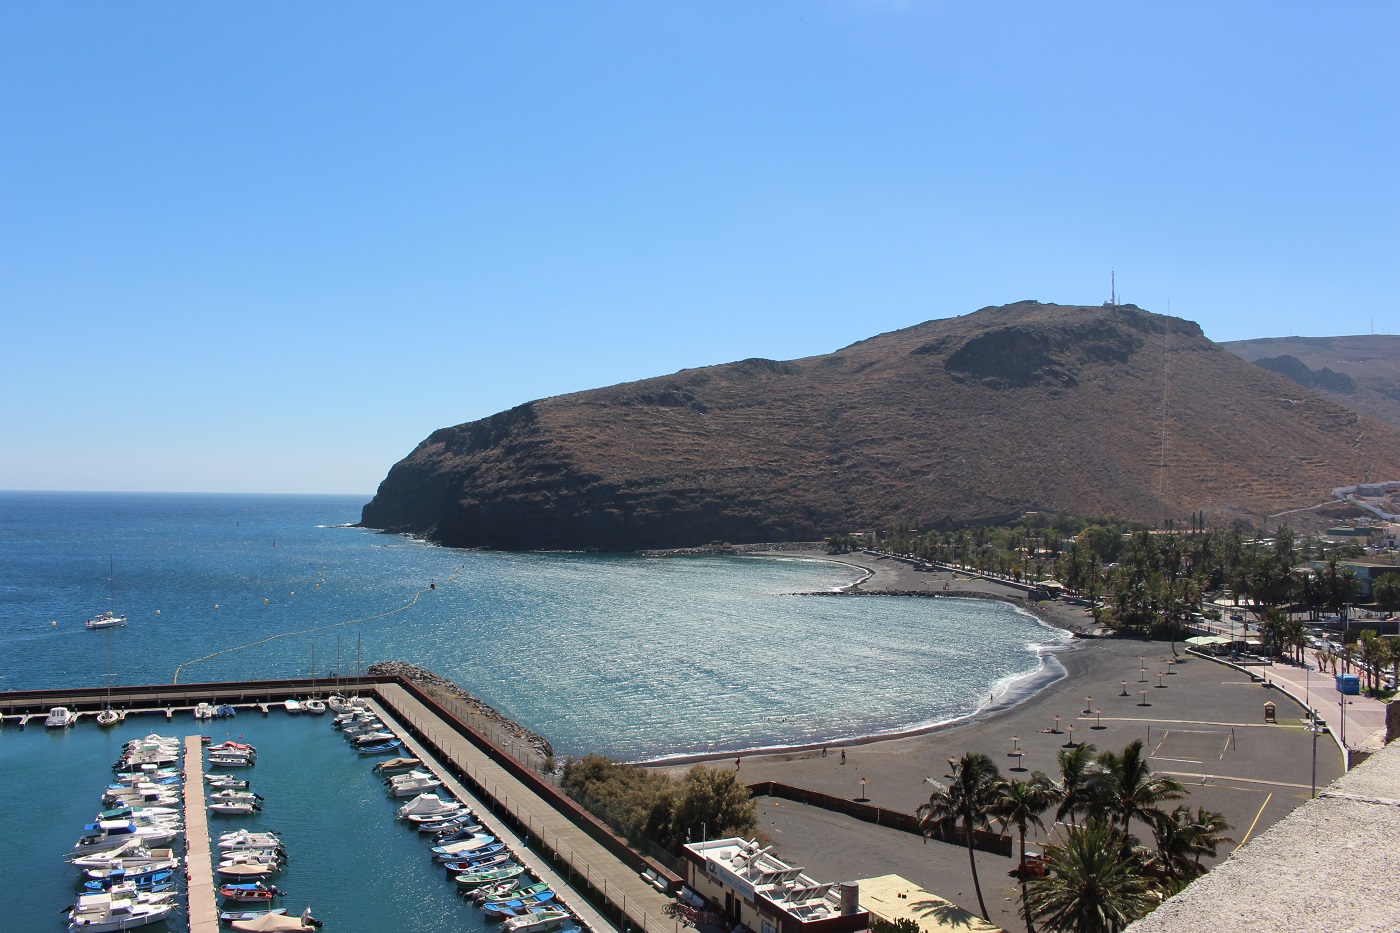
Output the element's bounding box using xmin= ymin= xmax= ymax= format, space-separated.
xmin=264 ymin=599 xmax=269 ymax=603
xmin=214 ymin=605 xmax=219 ymax=609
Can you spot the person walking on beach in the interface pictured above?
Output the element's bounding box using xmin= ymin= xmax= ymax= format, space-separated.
xmin=735 ymin=756 xmax=741 ymax=771
xmin=840 ymin=749 xmax=846 ymax=765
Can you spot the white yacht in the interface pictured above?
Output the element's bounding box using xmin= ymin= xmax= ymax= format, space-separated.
xmin=67 ymin=892 xmax=176 ymax=932
xmin=45 ymin=706 xmax=74 ymax=728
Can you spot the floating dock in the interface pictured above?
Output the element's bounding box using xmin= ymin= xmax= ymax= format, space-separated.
xmin=184 ymin=734 xmax=219 ymax=933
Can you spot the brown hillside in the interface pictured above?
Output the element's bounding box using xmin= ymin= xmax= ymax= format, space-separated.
xmin=1222 ymin=335 xmax=1400 ymax=433
xmin=361 ymin=302 xmax=1400 ymax=550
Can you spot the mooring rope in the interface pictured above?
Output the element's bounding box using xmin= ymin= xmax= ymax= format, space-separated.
xmin=171 ymin=586 xmax=431 ymax=684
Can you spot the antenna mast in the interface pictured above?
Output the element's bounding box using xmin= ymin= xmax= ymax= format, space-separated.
xmin=1159 ymin=302 xmax=1171 ymax=527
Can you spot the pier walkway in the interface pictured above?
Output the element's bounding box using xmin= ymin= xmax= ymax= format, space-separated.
xmin=183 ymin=734 xmax=219 ymax=933
xmin=370 ymin=687 xmax=675 ymax=933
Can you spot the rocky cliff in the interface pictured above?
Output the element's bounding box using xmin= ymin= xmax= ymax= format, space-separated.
xmin=1222 ymin=334 xmax=1400 ymax=433
xmin=362 ymin=302 xmax=1400 ymax=549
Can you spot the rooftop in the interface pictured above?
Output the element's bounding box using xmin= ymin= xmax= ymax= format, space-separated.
xmin=855 ymin=875 xmax=1001 ymax=933
xmin=684 ymin=838 xmax=852 ymax=922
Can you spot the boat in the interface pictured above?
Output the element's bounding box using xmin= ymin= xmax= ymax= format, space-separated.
xmin=218 ymin=863 xmax=279 ymax=880
xmin=325 ymin=695 xmax=350 ymax=713
xmin=469 ymin=879 xmax=524 ymax=904
xmin=219 ymin=908 xmax=289 ymax=924
xmin=207 ymin=776 xmax=251 ymax=790
xmin=358 ymin=739 xmax=403 ymax=756
xmin=371 ymin=756 xmax=422 ymax=775
xmin=66 ymin=892 xmax=176 ymax=932
xmin=69 ymin=843 xmax=171 ymax=869
xmin=85 ymin=860 xmax=182 ymax=883
xmin=46 ymin=706 xmax=74 ymax=728
xmin=431 ymin=835 xmax=499 ymax=860
xmin=453 ymin=863 xmax=525 ymax=888
xmin=85 ymin=611 xmax=128 ymax=630
xmin=501 ymin=908 xmax=572 ymax=933
xmin=95 ymin=709 xmax=122 ymax=727
xmin=482 ymin=890 xmax=557 ymax=918
xmin=83 ymin=868 xmax=178 ymax=891
xmin=218 ymin=830 xmax=282 ymax=850
xmin=480 ymin=882 xmax=551 ymax=906
xmin=73 ymin=820 xmax=179 ymax=854
xmin=218 ymin=883 xmax=285 ymax=903
xmin=426 ymin=818 xmax=484 ymax=838
xmin=283 ymin=699 xmax=303 ymax=715
xmin=445 ymin=852 xmax=512 ymax=874
xmin=85 ymin=558 xmax=128 ymax=630
xmin=303 ymin=698 xmax=326 ymax=715
xmin=350 ymin=729 xmax=394 ymax=744
xmin=217 ymin=704 xmax=238 ymax=718
xmin=230 ymin=907 xmax=321 ymax=932
xmin=195 ymin=702 xmax=217 ymax=720
xmin=441 ymin=843 xmax=507 ymax=868
xmin=210 ymin=800 xmax=262 ymax=816
xmin=396 ymin=793 xmax=460 ymax=820
xmin=386 ymin=772 xmax=441 ymax=796
xmin=208 ymin=755 xmax=255 ymax=768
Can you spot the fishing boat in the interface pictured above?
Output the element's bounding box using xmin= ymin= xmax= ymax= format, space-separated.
xmin=501 ymin=908 xmax=572 ymax=933
xmin=371 ymin=756 xmax=421 ymax=775
xmin=453 ymin=863 xmax=525 ymax=888
xmin=84 ymin=860 xmax=182 ymax=883
xmin=358 ymin=739 xmax=403 ymax=756
xmin=218 ymin=863 xmax=279 ymax=880
xmin=431 ymin=835 xmax=499 ymax=860
xmin=46 ymin=706 xmax=74 ymax=728
xmin=83 ymin=868 xmax=178 ymax=892
xmin=482 ymin=890 xmax=557 ymax=919
xmin=66 ymin=892 xmax=176 ymax=932
xmin=85 ymin=558 xmax=128 ymax=630
xmin=469 ymin=879 xmax=523 ymax=904
xmin=219 ymin=908 xmax=289 ymax=924
xmin=428 ymin=819 xmax=485 ymax=839
xmin=218 ymin=882 xmax=285 ymax=903
xmin=441 ymin=844 xmax=508 ymax=869
xmin=480 ymin=882 xmax=551 ymax=907
xmin=445 ymin=852 xmax=512 ymax=874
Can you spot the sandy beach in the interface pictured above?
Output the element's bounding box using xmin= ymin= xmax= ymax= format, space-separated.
xmin=649 ymin=549 xmax=1343 ymax=932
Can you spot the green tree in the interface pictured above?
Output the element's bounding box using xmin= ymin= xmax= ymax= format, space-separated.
xmin=1089 ymin=740 xmax=1186 ymax=837
xmin=1024 ymin=820 xmax=1159 ymax=933
xmin=650 ymin=764 xmax=757 ymax=851
xmin=1146 ymin=805 xmax=1231 ymax=883
xmin=1373 ymin=572 xmax=1400 ymax=614
xmin=1055 ymin=743 xmax=1099 ymax=827
xmin=917 ymin=753 xmax=1003 ymax=921
xmin=991 ymin=772 xmax=1061 ymax=933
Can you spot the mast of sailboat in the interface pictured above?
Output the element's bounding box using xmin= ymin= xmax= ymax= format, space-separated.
xmin=310 ymin=643 xmax=316 ymax=698
xmin=335 ymin=635 xmax=342 ymax=695
xmin=356 ymin=632 xmax=362 ymax=696
xmin=104 ymin=629 xmax=114 ymax=710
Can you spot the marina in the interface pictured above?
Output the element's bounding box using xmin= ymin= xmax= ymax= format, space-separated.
xmin=5 ymin=672 xmax=684 ymax=933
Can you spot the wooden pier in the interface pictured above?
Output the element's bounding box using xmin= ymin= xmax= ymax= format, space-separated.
xmin=184 ymin=735 xmax=219 ymax=933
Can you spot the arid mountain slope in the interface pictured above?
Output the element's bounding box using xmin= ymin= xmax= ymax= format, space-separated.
xmin=1222 ymin=335 xmax=1400 ymax=433
xmin=362 ymin=302 xmax=1400 ymax=550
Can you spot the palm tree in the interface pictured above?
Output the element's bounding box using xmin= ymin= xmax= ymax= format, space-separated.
xmin=1185 ymin=807 xmax=1232 ymax=873
xmin=1024 ymin=820 xmax=1159 ymax=933
xmin=917 ymin=752 xmax=1002 ymax=921
xmin=1089 ymin=740 xmax=1185 ymax=838
xmin=991 ymin=772 xmax=1060 ymax=933
xmin=1055 ymin=743 xmax=1098 ymax=826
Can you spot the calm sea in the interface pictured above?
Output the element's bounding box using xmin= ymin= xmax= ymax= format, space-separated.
xmin=0 ymin=491 xmax=1069 ymax=760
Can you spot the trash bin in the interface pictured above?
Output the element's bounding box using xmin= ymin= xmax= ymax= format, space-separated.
xmin=1336 ymin=673 xmax=1360 ymax=695
xmin=1263 ymin=702 xmax=1276 ymax=723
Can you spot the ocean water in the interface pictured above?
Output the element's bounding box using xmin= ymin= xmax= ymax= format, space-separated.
xmin=0 ymin=491 xmax=1069 ymax=760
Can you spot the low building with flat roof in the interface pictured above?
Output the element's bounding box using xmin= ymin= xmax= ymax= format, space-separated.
xmin=854 ymin=874 xmax=1001 ymax=933
xmin=681 ymin=838 xmax=870 ymax=933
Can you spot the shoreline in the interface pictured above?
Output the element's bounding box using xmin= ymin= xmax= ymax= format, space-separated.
xmin=640 ymin=548 xmax=1086 ymax=767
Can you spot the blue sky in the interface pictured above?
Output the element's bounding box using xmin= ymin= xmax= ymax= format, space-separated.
xmin=2 ymin=2 xmax=1396 ymax=494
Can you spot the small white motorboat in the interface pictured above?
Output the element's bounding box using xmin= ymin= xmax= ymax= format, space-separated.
xmin=67 ymin=892 xmax=176 ymax=932
xmin=386 ymin=772 xmax=442 ymax=797
xmin=218 ymin=830 xmax=283 ymax=851
xmin=208 ymin=755 xmax=255 ymax=769
xmin=303 ymin=698 xmax=327 ymax=715
xmin=195 ymin=702 xmax=217 ymax=719
xmin=351 ymin=730 xmax=395 ymax=746
xmin=502 ymin=908 xmax=573 ymax=933
xmin=396 ymin=793 xmax=462 ymax=821
xmin=45 ymin=706 xmax=74 ymax=728
xmin=208 ymin=741 xmax=257 ymax=757
xmin=209 ymin=800 xmax=262 ymax=816
xmin=283 ymin=699 xmax=303 ymax=715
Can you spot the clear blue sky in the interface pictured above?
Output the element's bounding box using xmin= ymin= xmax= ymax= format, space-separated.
xmin=3 ymin=2 xmax=1396 ymax=494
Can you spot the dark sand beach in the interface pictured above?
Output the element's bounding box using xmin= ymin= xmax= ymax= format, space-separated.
xmin=650 ymin=549 xmax=1343 ymax=932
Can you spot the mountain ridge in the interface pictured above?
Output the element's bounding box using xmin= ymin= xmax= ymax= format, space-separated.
xmin=362 ymin=302 xmax=1400 ymax=549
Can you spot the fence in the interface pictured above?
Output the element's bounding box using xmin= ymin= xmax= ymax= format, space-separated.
xmin=747 ymin=781 xmax=1013 ymax=856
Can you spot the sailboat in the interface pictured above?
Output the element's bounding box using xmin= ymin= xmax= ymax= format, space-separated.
xmin=97 ymin=632 xmax=122 ymax=727
xmin=87 ymin=557 xmax=128 ymax=630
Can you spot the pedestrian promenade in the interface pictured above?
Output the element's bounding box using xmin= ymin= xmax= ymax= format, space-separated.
xmin=184 ymin=734 xmax=219 ymax=933
xmin=369 ymin=686 xmax=675 ymax=933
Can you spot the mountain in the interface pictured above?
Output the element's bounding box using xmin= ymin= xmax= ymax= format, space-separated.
xmin=361 ymin=302 xmax=1400 ymax=550
xmin=1221 ymin=335 xmax=1400 ymax=433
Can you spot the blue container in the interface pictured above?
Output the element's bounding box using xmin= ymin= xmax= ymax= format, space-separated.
xmin=1336 ymin=673 xmax=1360 ymax=695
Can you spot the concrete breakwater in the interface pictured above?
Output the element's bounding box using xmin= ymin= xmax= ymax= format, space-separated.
xmin=366 ymin=661 xmax=554 ymax=759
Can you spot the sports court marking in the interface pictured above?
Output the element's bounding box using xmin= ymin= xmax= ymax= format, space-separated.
xmin=1237 ymin=792 xmax=1274 ymax=846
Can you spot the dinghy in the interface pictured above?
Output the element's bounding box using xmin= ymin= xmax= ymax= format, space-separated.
xmin=481 ymin=882 xmax=551 ymax=906
xmin=482 ymin=889 xmax=557 ymax=919
xmin=453 ymin=863 xmax=525 ymax=888
xmin=502 ymin=908 xmax=572 ymax=933
xmin=358 ymin=739 xmax=403 ymax=755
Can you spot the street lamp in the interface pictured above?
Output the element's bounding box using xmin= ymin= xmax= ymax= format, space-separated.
xmin=856 ymin=778 xmax=870 ymax=802
xmin=1093 ymin=708 xmax=1105 ymax=730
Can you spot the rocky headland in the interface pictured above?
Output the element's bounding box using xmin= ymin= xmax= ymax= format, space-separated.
xmin=361 ymin=301 xmax=1400 ymax=550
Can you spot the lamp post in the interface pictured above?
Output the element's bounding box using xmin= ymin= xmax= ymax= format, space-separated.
xmin=1093 ymin=708 xmax=1104 ymax=730
xmin=1310 ymin=708 xmax=1318 ymax=798
xmin=857 ymin=778 xmax=870 ymax=802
